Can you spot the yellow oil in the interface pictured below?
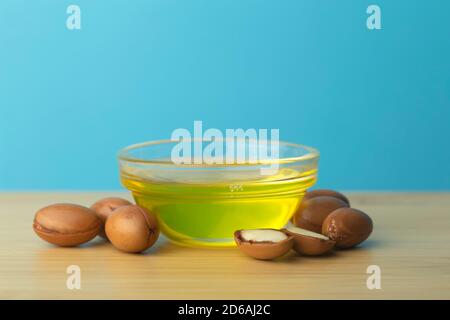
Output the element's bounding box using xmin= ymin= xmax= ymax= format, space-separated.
xmin=121 ymin=167 xmax=316 ymax=247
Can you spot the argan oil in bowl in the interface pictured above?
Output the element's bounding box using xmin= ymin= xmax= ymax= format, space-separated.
xmin=118 ymin=139 xmax=319 ymax=247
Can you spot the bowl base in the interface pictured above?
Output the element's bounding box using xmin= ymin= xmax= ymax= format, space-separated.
xmin=167 ymin=237 xmax=237 ymax=248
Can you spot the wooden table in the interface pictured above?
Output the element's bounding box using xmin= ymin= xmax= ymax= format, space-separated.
xmin=0 ymin=192 xmax=449 ymax=299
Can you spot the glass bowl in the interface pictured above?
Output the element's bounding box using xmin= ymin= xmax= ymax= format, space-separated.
xmin=118 ymin=139 xmax=319 ymax=247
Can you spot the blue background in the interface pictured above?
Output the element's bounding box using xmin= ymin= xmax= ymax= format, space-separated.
xmin=0 ymin=1 xmax=449 ymax=190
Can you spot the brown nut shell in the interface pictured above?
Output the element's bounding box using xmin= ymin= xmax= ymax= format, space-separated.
xmin=90 ymin=197 xmax=132 ymax=239
xmin=283 ymin=226 xmax=335 ymax=256
xmin=293 ymin=196 xmax=349 ymax=233
xmin=234 ymin=229 xmax=293 ymax=260
xmin=105 ymin=205 xmax=159 ymax=253
xmin=33 ymin=203 xmax=101 ymax=247
xmin=322 ymin=208 xmax=373 ymax=249
xmin=303 ymin=189 xmax=350 ymax=205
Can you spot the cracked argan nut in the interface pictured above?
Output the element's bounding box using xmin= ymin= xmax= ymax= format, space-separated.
xmin=293 ymin=196 xmax=349 ymax=233
xmin=234 ymin=229 xmax=293 ymax=260
xmin=322 ymin=208 xmax=373 ymax=249
xmin=303 ymin=189 xmax=350 ymax=205
xmin=283 ymin=225 xmax=335 ymax=256
xmin=105 ymin=205 xmax=159 ymax=253
xmin=90 ymin=197 xmax=133 ymax=239
xmin=33 ymin=204 xmax=101 ymax=247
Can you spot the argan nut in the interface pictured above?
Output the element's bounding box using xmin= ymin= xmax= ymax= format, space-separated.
xmin=293 ymin=196 xmax=349 ymax=233
xmin=33 ymin=204 xmax=101 ymax=247
xmin=303 ymin=189 xmax=350 ymax=205
xmin=90 ymin=197 xmax=132 ymax=239
xmin=283 ymin=225 xmax=335 ymax=256
xmin=322 ymin=208 xmax=373 ymax=249
xmin=234 ymin=229 xmax=293 ymax=260
xmin=105 ymin=205 xmax=159 ymax=253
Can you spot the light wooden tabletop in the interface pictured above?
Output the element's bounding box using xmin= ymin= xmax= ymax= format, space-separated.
xmin=0 ymin=192 xmax=449 ymax=299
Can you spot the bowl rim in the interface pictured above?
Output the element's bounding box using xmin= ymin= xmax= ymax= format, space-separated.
xmin=117 ymin=139 xmax=319 ymax=167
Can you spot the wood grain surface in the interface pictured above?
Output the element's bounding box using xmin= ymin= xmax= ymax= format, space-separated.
xmin=0 ymin=192 xmax=449 ymax=299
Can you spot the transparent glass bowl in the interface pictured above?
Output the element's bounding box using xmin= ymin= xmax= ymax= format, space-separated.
xmin=118 ymin=139 xmax=319 ymax=247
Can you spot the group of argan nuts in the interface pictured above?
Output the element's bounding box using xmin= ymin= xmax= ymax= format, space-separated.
xmin=33 ymin=198 xmax=160 ymax=253
xmin=33 ymin=189 xmax=373 ymax=259
xmin=234 ymin=189 xmax=373 ymax=260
